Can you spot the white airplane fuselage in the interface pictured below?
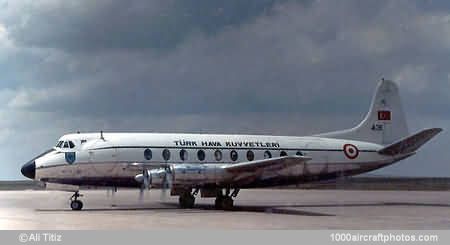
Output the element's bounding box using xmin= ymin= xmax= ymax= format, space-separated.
xmin=30 ymin=132 xmax=403 ymax=188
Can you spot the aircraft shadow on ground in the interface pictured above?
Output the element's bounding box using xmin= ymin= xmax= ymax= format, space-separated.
xmin=36 ymin=203 xmax=332 ymax=216
xmin=35 ymin=201 xmax=449 ymax=216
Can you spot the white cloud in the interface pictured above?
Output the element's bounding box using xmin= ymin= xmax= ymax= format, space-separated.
xmin=394 ymin=65 xmax=430 ymax=93
xmin=0 ymin=22 xmax=12 ymax=48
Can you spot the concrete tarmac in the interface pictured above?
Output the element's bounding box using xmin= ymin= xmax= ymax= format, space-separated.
xmin=0 ymin=189 xmax=449 ymax=229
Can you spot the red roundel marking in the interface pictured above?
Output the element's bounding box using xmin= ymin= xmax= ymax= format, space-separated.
xmin=343 ymin=144 xmax=359 ymax=159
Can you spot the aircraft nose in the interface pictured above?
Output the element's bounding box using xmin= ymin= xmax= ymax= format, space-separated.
xmin=21 ymin=161 xmax=36 ymax=179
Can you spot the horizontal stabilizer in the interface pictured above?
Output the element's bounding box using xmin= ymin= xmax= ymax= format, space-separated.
xmin=222 ymin=155 xmax=311 ymax=173
xmin=378 ymin=128 xmax=442 ymax=156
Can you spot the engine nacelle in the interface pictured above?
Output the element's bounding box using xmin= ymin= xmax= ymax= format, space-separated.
xmin=135 ymin=164 xmax=228 ymax=188
xmin=170 ymin=164 xmax=220 ymax=185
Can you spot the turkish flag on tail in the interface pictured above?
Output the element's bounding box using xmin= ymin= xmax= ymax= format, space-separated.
xmin=378 ymin=110 xmax=391 ymax=120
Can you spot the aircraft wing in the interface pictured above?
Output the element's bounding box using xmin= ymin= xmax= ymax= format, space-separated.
xmin=222 ymin=155 xmax=312 ymax=173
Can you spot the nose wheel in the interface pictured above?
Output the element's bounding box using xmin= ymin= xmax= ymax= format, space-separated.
xmin=70 ymin=191 xmax=83 ymax=211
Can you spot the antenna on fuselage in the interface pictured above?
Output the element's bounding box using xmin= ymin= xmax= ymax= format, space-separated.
xmin=100 ymin=130 xmax=105 ymax=141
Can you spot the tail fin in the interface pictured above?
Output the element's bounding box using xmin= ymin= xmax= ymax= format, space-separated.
xmin=318 ymin=79 xmax=409 ymax=145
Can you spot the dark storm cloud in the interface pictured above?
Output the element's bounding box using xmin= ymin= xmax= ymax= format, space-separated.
xmin=5 ymin=0 xmax=449 ymax=118
xmin=5 ymin=0 xmax=307 ymax=52
xmin=0 ymin=0 xmax=449 ymax=179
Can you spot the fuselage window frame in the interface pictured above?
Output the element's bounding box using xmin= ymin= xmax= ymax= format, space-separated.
xmin=197 ymin=149 xmax=206 ymax=161
xmin=246 ymin=150 xmax=254 ymax=161
xmin=144 ymin=148 xmax=152 ymax=160
xmin=180 ymin=149 xmax=188 ymax=161
xmin=264 ymin=150 xmax=272 ymax=159
xmin=214 ymin=150 xmax=222 ymax=161
xmin=162 ymin=149 xmax=171 ymax=161
xmin=230 ymin=150 xmax=238 ymax=162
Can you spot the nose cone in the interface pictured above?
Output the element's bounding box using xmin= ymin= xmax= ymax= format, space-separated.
xmin=21 ymin=161 xmax=36 ymax=179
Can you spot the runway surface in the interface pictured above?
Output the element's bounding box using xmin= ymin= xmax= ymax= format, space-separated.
xmin=0 ymin=189 xmax=449 ymax=229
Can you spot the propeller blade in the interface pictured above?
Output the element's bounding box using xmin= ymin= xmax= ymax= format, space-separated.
xmin=143 ymin=169 xmax=150 ymax=189
xmin=139 ymin=187 xmax=145 ymax=202
xmin=138 ymin=169 xmax=151 ymax=202
xmin=160 ymin=169 xmax=173 ymax=201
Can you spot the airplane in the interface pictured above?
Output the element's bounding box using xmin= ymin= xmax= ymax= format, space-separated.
xmin=21 ymin=79 xmax=442 ymax=211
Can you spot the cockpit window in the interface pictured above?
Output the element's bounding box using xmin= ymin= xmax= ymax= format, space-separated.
xmin=56 ymin=140 xmax=76 ymax=149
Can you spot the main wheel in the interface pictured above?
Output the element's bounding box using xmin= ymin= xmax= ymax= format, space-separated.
xmin=221 ymin=197 xmax=234 ymax=211
xmin=178 ymin=194 xmax=195 ymax=209
xmin=70 ymin=200 xmax=83 ymax=211
xmin=214 ymin=196 xmax=223 ymax=209
xmin=214 ymin=196 xmax=234 ymax=210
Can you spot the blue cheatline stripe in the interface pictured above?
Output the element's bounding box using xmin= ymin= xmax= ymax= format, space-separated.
xmin=90 ymin=145 xmax=377 ymax=152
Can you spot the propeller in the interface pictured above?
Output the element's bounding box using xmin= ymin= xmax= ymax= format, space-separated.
xmin=138 ymin=169 xmax=151 ymax=202
xmin=134 ymin=166 xmax=173 ymax=202
xmin=160 ymin=167 xmax=173 ymax=201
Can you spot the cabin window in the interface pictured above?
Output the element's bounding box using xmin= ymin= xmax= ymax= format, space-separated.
xmin=264 ymin=150 xmax=272 ymax=159
xmin=230 ymin=150 xmax=238 ymax=161
xmin=144 ymin=149 xmax=152 ymax=160
xmin=296 ymin=151 xmax=303 ymax=156
xmin=197 ymin=150 xmax=205 ymax=161
xmin=180 ymin=149 xmax=188 ymax=161
xmin=214 ymin=150 xmax=222 ymax=161
xmin=280 ymin=151 xmax=288 ymax=157
xmin=246 ymin=150 xmax=254 ymax=161
xmin=68 ymin=141 xmax=75 ymax=149
xmin=162 ymin=149 xmax=171 ymax=161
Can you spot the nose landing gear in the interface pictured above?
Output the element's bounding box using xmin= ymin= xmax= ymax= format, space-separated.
xmin=70 ymin=191 xmax=83 ymax=211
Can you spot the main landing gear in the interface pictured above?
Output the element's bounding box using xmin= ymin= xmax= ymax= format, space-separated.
xmin=177 ymin=188 xmax=240 ymax=210
xmin=70 ymin=191 xmax=83 ymax=211
xmin=215 ymin=188 xmax=239 ymax=210
xmin=178 ymin=188 xmax=198 ymax=209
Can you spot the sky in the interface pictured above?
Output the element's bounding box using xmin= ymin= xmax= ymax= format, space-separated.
xmin=0 ymin=0 xmax=449 ymax=180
